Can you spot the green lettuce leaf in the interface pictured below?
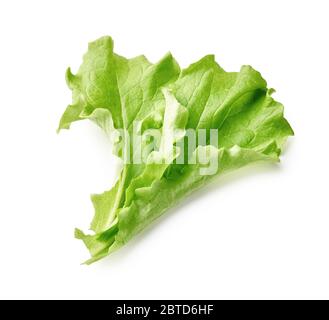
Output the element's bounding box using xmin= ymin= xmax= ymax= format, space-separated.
xmin=59 ymin=36 xmax=294 ymax=264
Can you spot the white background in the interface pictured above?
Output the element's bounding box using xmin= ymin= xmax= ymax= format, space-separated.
xmin=0 ymin=0 xmax=328 ymax=300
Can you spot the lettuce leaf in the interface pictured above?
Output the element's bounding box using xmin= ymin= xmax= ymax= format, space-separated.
xmin=59 ymin=36 xmax=293 ymax=264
